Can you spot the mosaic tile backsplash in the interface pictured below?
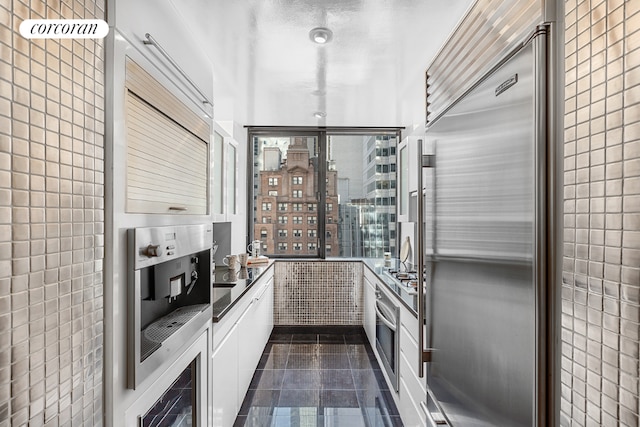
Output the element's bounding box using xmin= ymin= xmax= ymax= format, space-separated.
xmin=561 ymin=0 xmax=640 ymax=425
xmin=274 ymin=262 xmax=363 ymax=325
xmin=0 ymin=0 xmax=105 ymax=426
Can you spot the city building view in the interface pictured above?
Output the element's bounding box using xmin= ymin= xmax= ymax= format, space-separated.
xmin=252 ymin=134 xmax=397 ymax=258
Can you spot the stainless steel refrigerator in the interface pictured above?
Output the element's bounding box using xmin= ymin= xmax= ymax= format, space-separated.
xmin=418 ymin=27 xmax=551 ymax=426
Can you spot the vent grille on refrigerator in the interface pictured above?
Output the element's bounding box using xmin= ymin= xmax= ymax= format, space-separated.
xmin=425 ymin=0 xmax=543 ymax=126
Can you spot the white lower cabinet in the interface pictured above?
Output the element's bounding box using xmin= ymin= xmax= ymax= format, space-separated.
xmin=364 ymin=267 xmax=426 ymax=427
xmin=238 ymin=278 xmax=273 ymax=404
xmin=211 ymin=324 xmax=240 ymax=427
xmin=211 ymin=268 xmax=274 ymax=427
xmin=363 ymin=276 xmax=376 ymax=345
xmin=399 ymin=323 xmax=427 ymax=426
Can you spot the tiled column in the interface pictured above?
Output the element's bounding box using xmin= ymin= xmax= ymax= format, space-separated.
xmin=0 ymin=1 xmax=105 ymax=426
xmin=562 ymin=0 xmax=640 ymax=425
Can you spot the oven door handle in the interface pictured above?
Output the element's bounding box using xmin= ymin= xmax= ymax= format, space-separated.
xmin=375 ymin=300 xmax=397 ymax=332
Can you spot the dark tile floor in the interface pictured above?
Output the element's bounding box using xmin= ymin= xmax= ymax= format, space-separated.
xmin=233 ymin=328 xmax=404 ymax=427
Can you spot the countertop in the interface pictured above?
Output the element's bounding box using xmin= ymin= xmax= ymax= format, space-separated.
xmin=212 ymin=261 xmax=274 ymax=322
xmin=361 ymin=258 xmax=420 ymax=317
xmin=211 ymin=258 xmax=418 ymax=322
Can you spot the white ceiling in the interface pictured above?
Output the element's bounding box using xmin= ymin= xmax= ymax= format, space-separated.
xmin=172 ymin=0 xmax=475 ymax=127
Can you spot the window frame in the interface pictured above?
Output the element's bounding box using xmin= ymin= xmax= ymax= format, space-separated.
xmin=247 ymin=127 xmax=402 ymax=259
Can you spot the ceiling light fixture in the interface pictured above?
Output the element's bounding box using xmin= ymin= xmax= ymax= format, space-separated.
xmin=309 ymin=27 xmax=333 ymax=44
xmin=314 ymin=111 xmax=326 ymax=118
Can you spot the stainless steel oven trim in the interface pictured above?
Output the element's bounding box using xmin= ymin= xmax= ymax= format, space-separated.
xmin=375 ymin=285 xmax=400 ymax=392
xmin=375 ymin=300 xmax=398 ymax=331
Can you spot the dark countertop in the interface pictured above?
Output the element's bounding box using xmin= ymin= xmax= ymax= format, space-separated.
xmin=361 ymin=258 xmax=419 ymax=317
xmin=212 ymin=261 xmax=274 ymax=322
xmin=212 ymin=258 xmax=417 ymax=322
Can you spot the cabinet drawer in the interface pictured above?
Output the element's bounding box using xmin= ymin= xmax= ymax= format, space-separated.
xmin=400 ymin=323 xmax=426 ymax=395
xmin=398 ymin=375 xmax=426 ymax=427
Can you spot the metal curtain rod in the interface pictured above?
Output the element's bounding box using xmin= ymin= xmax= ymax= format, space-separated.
xmin=143 ymin=33 xmax=213 ymax=108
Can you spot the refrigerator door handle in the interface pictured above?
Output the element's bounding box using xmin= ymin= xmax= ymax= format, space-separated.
xmin=417 ymin=140 xmax=435 ymax=376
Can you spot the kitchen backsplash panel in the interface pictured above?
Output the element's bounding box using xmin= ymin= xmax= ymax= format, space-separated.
xmin=274 ymin=262 xmax=363 ymax=325
xmin=0 ymin=1 xmax=105 ymax=426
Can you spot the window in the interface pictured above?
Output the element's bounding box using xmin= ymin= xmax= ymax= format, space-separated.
xmin=250 ymin=132 xmax=398 ymax=258
xmin=260 ymin=229 xmax=268 ymax=239
xmin=278 ymin=243 xmax=287 ymax=251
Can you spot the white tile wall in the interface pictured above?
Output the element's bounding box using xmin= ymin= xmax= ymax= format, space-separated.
xmin=562 ymin=0 xmax=640 ymax=425
xmin=0 ymin=0 xmax=105 ymax=425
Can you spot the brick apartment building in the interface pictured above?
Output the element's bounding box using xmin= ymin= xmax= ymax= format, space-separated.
xmin=254 ymin=137 xmax=339 ymax=256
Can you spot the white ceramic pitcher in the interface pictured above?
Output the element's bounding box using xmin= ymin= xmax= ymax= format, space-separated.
xmin=247 ymin=240 xmax=261 ymax=257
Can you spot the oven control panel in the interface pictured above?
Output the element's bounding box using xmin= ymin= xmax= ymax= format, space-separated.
xmin=130 ymin=224 xmax=212 ymax=270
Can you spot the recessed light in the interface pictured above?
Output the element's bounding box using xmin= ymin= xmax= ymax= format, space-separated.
xmin=309 ymin=27 xmax=333 ymax=44
xmin=314 ymin=111 xmax=326 ymax=118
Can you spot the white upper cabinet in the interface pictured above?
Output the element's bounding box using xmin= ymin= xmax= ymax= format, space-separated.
xmin=227 ymin=142 xmax=238 ymax=216
xmin=398 ymin=138 xmax=410 ymax=222
xmin=124 ymin=57 xmax=209 ymax=215
xmin=212 ymin=131 xmax=225 ymax=218
xmin=398 ymin=136 xmax=426 ymax=223
xmin=212 ymin=125 xmax=239 ymax=222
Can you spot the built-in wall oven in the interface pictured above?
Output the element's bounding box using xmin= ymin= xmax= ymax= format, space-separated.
xmin=128 ymin=224 xmax=213 ymax=389
xmin=375 ymin=285 xmax=400 ymax=392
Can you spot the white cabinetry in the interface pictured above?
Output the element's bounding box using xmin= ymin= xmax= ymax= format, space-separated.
xmin=238 ymin=279 xmax=273 ymax=404
xmin=211 ymin=267 xmax=274 ymax=427
xmin=211 ymin=323 xmax=239 ymax=427
xmin=363 ymin=267 xmax=426 ymax=426
xmin=398 ymin=136 xmax=425 ymax=223
xmin=398 ymin=304 xmax=427 ymax=427
xmin=363 ymin=272 xmax=377 ymax=347
xmin=212 ymin=126 xmax=239 ymax=223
